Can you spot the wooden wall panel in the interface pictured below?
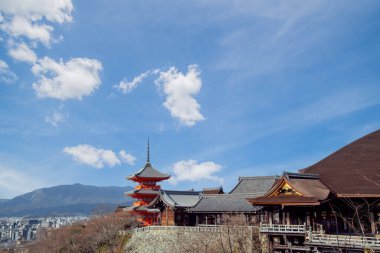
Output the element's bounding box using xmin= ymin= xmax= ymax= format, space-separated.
xmin=161 ymin=207 xmax=175 ymax=226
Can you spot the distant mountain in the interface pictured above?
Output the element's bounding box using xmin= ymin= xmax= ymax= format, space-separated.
xmin=0 ymin=184 xmax=133 ymax=217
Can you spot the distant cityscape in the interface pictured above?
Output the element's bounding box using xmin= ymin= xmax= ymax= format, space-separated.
xmin=0 ymin=216 xmax=88 ymax=249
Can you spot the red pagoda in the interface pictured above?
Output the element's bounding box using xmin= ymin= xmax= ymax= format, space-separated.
xmin=125 ymin=140 xmax=170 ymax=226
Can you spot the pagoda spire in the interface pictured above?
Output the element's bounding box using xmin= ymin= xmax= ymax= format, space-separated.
xmin=147 ymin=138 xmax=150 ymax=164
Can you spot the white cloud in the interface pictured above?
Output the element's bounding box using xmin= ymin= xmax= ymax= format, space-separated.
xmin=119 ymin=150 xmax=136 ymax=166
xmin=45 ymin=111 xmax=66 ymax=127
xmin=116 ymin=70 xmax=151 ymax=94
xmin=155 ymin=65 xmax=205 ymax=126
xmin=0 ymin=59 xmax=17 ymax=84
xmin=8 ymin=42 xmax=37 ymax=63
xmin=63 ymin=144 xmax=121 ymax=169
xmin=0 ymin=165 xmax=44 ymax=198
xmin=169 ymin=159 xmax=223 ymax=185
xmin=0 ymin=0 xmax=73 ymax=23
xmin=1 ymin=16 xmax=53 ymax=46
xmin=32 ymin=57 xmax=103 ymax=100
xmin=0 ymin=0 xmax=73 ymax=46
xmin=63 ymin=144 xmax=136 ymax=169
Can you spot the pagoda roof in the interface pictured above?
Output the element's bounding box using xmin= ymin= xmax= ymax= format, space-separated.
xmin=188 ymin=194 xmax=261 ymax=213
xmin=300 ymin=129 xmax=380 ymax=197
xmin=229 ymin=176 xmax=277 ymax=195
xmin=128 ymin=162 xmax=170 ymax=180
xmin=126 ymin=188 xmax=159 ymax=196
xmin=149 ymin=189 xmax=202 ymax=208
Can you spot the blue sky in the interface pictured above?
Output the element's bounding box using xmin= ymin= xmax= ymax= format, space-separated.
xmin=0 ymin=0 xmax=379 ymax=198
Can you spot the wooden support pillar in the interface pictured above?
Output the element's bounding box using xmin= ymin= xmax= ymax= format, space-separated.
xmin=269 ymin=212 xmax=273 ymax=225
xmin=195 ymin=215 xmax=199 ymax=226
xmin=306 ymin=212 xmax=311 ymax=228
xmin=286 ymin=212 xmax=290 ymax=225
xmin=165 ymin=208 xmax=168 ymax=225
xmin=370 ymin=211 xmax=376 ymax=234
xmin=206 ymin=215 xmax=208 ymax=226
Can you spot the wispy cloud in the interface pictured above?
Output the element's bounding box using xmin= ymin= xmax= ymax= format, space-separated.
xmin=115 ymin=70 xmax=154 ymax=94
xmin=193 ymin=85 xmax=380 ymax=159
xmin=260 ymin=86 xmax=380 ymax=133
xmin=192 ymin=1 xmax=360 ymax=76
xmin=45 ymin=110 xmax=67 ymax=127
xmin=0 ymin=59 xmax=17 ymax=84
xmin=0 ymin=165 xmax=45 ymax=199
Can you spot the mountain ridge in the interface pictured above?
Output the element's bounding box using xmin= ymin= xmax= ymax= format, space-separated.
xmin=0 ymin=183 xmax=133 ymax=217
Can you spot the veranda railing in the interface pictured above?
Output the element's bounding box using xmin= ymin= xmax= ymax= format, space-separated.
xmin=308 ymin=233 xmax=380 ymax=250
xmin=259 ymin=222 xmax=306 ymax=234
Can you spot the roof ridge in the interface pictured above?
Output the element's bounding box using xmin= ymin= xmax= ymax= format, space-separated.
xmin=162 ymin=189 xmax=202 ymax=195
xmin=202 ymin=193 xmax=249 ymax=197
xmin=238 ymin=176 xmax=276 ymax=180
xmin=203 ymin=186 xmax=223 ymax=190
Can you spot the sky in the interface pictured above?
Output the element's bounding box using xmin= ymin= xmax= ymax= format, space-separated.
xmin=0 ymin=0 xmax=379 ymax=199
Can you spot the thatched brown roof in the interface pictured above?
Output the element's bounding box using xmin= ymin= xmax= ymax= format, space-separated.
xmin=300 ymin=130 xmax=380 ymax=197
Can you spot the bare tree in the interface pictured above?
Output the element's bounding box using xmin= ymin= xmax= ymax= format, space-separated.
xmin=27 ymin=212 xmax=137 ymax=253
xmin=163 ymin=214 xmax=260 ymax=253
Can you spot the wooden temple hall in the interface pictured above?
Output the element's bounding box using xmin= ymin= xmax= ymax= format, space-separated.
xmin=124 ymin=130 xmax=380 ymax=252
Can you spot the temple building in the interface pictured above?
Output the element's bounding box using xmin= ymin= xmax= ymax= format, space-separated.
xmin=248 ymin=130 xmax=380 ymax=252
xmin=147 ymin=189 xmax=202 ymax=226
xmin=186 ymin=176 xmax=277 ymax=226
xmin=125 ymin=140 xmax=170 ymax=226
xmin=126 ymin=130 xmax=380 ymax=252
xmin=145 ymin=176 xmax=275 ymax=226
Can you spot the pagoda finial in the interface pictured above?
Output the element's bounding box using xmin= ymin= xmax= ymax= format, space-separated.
xmin=147 ymin=138 xmax=150 ymax=164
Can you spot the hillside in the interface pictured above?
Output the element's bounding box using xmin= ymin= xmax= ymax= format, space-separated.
xmin=0 ymin=184 xmax=133 ymax=217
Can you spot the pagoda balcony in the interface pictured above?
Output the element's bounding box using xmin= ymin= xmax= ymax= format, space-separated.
xmin=133 ymin=200 xmax=152 ymax=207
xmin=135 ymin=184 xmax=161 ymax=190
xmin=307 ymin=233 xmax=380 ymax=251
xmin=259 ymin=222 xmax=306 ymax=234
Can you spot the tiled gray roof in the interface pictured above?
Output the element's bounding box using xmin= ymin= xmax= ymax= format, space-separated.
xmin=187 ymin=194 xmax=261 ymax=213
xmin=126 ymin=188 xmax=159 ymax=195
xmin=160 ymin=190 xmax=202 ymax=208
xmin=229 ymin=176 xmax=276 ymax=195
xmin=128 ymin=162 xmax=170 ymax=179
xmin=124 ymin=206 xmax=160 ymax=212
